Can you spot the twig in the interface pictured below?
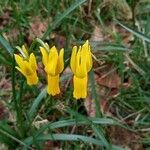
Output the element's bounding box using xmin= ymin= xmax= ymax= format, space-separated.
xmin=125 ymin=53 xmax=146 ymax=75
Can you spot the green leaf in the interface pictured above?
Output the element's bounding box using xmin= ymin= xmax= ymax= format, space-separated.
xmin=89 ymin=70 xmax=101 ymax=117
xmin=0 ymin=51 xmax=12 ymax=65
xmin=24 ymin=133 xmax=102 ymax=146
xmin=0 ymin=34 xmax=14 ymax=55
xmin=38 ymin=134 xmax=102 ymax=145
xmin=24 ymin=133 xmax=124 ymax=150
xmin=115 ymin=20 xmax=150 ymax=43
xmin=95 ymin=45 xmax=131 ymax=51
xmin=28 ymin=88 xmax=47 ymax=121
xmin=0 ymin=121 xmax=18 ymax=137
xmin=0 ymin=134 xmax=15 ymax=148
xmin=0 ymin=122 xmax=28 ymax=148
xmin=34 ymin=117 xmax=117 ymax=138
xmin=91 ymin=125 xmax=110 ymax=149
xmin=42 ymin=0 xmax=86 ymax=39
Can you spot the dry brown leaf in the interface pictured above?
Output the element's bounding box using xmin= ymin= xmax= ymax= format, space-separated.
xmin=90 ymin=25 xmax=104 ymax=42
xmin=106 ymin=126 xmax=144 ymax=150
xmin=84 ymin=94 xmax=96 ymax=117
xmin=98 ymin=73 xmax=121 ymax=88
xmin=97 ymin=65 xmax=121 ymax=88
xmin=61 ymin=67 xmax=72 ymax=94
xmin=90 ymin=24 xmax=133 ymax=48
xmin=44 ymin=140 xmax=60 ymax=150
xmin=101 ymin=0 xmax=132 ymax=20
xmin=84 ymin=69 xmax=121 ymax=117
xmin=0 ymin=78 xmax=11 ymax=91
xmin=0 ymin=101 xmax=9 ymax=120
xmin=0 ymin=8 xmax=12 ymax=30
xmin=51 ymin=33 xmax=66 ymax=49
xmin=28 ymin=17 xmax=48 ymax=43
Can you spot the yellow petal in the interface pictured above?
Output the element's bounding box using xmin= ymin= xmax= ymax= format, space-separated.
xmin=45 ymin=46 xmax=58 ymax=76
xmin=81 ymin=40 xmax=89 ymax=57
xmin=75 ymin=47 xmax=87 ymax=78
xmin=40 ymin=47 xmax=48 ymax=66
xmin=15 ymin=66 xmax=26 ymax=76
xmin=15 ymin=54 xmax=33 ymax=76
xmin=14 ymin=54 xmax=25 ymax=68
xmin=29 ymin=53 xmax=38 ymax=71
xmin=86 ymin=44 xmax=92 ymax=72
xmin=70 ymin=46 xmax=77 ymax=74
xmin=56 ymin=48 xmax=64 ymax=74
xmin=22 ymin=45 xmax=29 ymax=58
xmin=47 ymin=74 xmax=60 ymax=96
xmin=73 ymin=75 xmax=87 ymax=99
xmin=81 ymin=40 xmax=92 ymax=72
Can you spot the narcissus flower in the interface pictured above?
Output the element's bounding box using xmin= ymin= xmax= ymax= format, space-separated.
xmin=40 ymin=44 xmax=64 ymax=96
xmin=70 ymin=40 xmax=92 ymax=99
xmin=14 ymin=45 xmax=38 ymax=85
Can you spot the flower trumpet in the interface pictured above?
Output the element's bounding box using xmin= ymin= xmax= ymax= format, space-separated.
xmin=40 ymin=44 xmax=64 ymax=96
xmin=70 ymin=40 xmax=92 ymax=99
xmin=14 ymin=45 xmax=38 ymax=85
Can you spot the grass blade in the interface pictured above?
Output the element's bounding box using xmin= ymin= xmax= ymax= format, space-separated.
xmin=34 ymin=117 xmax=117 ymax=138
xmin=0 ymin=128 xmax=29 ymax=148
xmin=91 ymin=125 xmax=110 ymax=149
xmin=38 ymin=134 xmax=102 ymax=146
xmin=0 ymin=51 xmax=12 ymax=65
xmin=0 ymin=34 xmax=14 ymax=55
xmin=24 ymin=133 xmax=124 ymax=150
xmin=89 ymin=70 xmax=101 ymax=117
xmin=91 ymin=41 xmax=132 ymax=52
xmin=24 ymin=134 xmax=102 ymax=146
xmin=115 ymin=20 xmax=150 ymax=43
xmin=42 ymin=0 xmax=86 ymax=39
xmin=28 ymin=88 xmax=47 ymax=120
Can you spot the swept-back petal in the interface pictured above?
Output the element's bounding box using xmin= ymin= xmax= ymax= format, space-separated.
xmin=15 ymin=66 xmax=26 ymax=76
xmin=81 ymin=40 xmax=92 ymax=72
xmin=14 ymin=54 xmax=25 ymax=68
xmin=56 ymin=48 xmax=64 ymax=74
xmin=86 ymin=45 xmax=92 ymax=72
xmin=40 ymin=47 xmax=48 ymax=66
xmin=29 ymin=53 xmax=38 ymax=71
xmin=70 ymin=46 xmax=77 ymax=74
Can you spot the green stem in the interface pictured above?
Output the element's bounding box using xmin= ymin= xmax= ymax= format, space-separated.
xmin=12 ymin=55 xmax=25 ymax=138
xmin=89 ymin=70 xmax=102 ymax=117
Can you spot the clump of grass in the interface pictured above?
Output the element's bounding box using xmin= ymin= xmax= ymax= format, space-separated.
xmin=0 ymin=0 xmax=150 ymax=149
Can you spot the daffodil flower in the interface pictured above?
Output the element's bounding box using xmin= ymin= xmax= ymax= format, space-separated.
xmin=14 ymin=45 xmax=38 ymax=85
xmin=40 ymin=44 xmax=64 ymax=96
xmin=70 ymin=40 xmax=92 ymax=99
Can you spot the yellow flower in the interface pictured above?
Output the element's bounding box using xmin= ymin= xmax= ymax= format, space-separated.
xmin=70 ymin=40 xmax=92 ymax=99
xmin=40 ymin=44 xmax=64 ymax=96
xmin=14 ymin=45 xmax=38 ymax=85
